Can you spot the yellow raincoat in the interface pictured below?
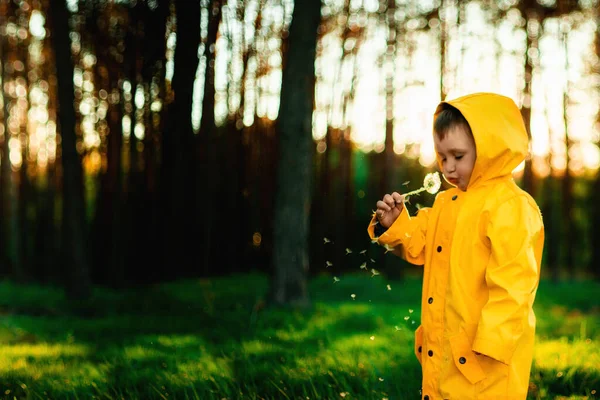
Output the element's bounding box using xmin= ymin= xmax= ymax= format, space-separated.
xmin=368 ymin=93 xmax=544 ymax=399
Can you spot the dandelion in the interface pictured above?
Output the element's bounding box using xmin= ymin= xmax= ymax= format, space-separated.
xmin=404 ymin=171 xmax=442 ymax=199
xmin=333 ymin=277 xmax=340 ymax=283
xmin=345 ymin=248 xmax=352 ymax=255
xmin=359 ymin=262 xmax=367 ymax=270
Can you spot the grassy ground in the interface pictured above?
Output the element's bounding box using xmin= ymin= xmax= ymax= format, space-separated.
xmin=0 ymin=272 xmax=598 ymax=399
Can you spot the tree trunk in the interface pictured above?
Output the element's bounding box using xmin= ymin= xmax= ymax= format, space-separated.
xmin=0 ymin=6 xmax=22 ymax=279
xmin=561 ymin=28 xmax=574 ymax=279
xmin=591 ymin=11 xmax=600 ymax=281
xmin=198 ymin=0 xmax=222 ymax=276
xmin=269 ymin=0 xmax=321 ymax=307
xmin=520 ymin=11 xmax=536 ymax=197
xmin=161 ymin=0 xmax=201 ymax=278
xmin=49 ymin=0 xmax=91 ymax=299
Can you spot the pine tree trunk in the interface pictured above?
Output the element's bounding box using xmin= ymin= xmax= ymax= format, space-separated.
xmin=0 ymin=7 xmax=22 ymax=279
xmin=270 ymin=0 xmax=321 ymax=307
xmin=198 ymin=0 xmax=222 ymax=276
xmin=49 ymin=0 xmax=91 ymax=299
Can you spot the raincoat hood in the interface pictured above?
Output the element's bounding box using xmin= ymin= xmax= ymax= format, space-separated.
xmin=434 ymin=92 xmax=529 ymax=189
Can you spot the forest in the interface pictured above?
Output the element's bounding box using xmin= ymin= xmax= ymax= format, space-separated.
xmin=0 ymin=0 xmax=599 ymax=398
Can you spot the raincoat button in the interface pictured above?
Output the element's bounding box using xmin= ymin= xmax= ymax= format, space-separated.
xmin=428 ymin=350 xmax=433 ymax=357
xmin=459 ymin=357 xmax=466 ymax=364
xmin=452 ymin=195 xmax=458 ymax=200
xmin=428 ymin=297 xmax=433 ymax=304
xmin=437 ymin=246 xmax=442 ymax=252
xmin=418 ymin=346 xmax=422 ymax=353
xmin=424 ymin=396 xmax=429 ymax=400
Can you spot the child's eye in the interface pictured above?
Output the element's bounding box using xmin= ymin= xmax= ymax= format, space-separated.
xmin=455 ymin=155 xmax=463 ymax=160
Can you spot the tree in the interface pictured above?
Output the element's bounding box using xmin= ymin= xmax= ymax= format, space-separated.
xmin=49 ymin=0 xmax=91 ymax=299
xmin=270 ymin=0 xmax=322 ymax=307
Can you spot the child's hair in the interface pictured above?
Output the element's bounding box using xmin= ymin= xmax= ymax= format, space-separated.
xmin=434 ymin=104 xmax=472 ymax=140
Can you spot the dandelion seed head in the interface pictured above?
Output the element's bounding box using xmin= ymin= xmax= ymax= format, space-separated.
xmin=424 ymin=171 xmax=441 ymax=194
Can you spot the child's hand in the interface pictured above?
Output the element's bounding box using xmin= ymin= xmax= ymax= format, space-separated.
xmin=375 ymin=192 xmax=405 ymax=228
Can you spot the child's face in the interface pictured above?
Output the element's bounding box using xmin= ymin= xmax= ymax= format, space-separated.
xmin=434 ymin=125 xmax=476 ymax=191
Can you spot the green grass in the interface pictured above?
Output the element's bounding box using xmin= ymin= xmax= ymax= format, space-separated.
xmin=0 ymin=273 xmax=598 ymax=399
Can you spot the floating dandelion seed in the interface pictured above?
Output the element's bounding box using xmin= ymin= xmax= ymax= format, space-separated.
xmin=412 ymin=320 xmax=416 ymax=324
xmin=370 ymin=336 xmax=375 ymax=341
xmin=409 ymin=309 xmax=414 ymax=313
xmin=402 ymin=181 xmax=410 ymax=186
xmin=395 ymin=326 xmax=402 ymax=331
xmin=404 ymin=316 xmax=410 ymax=320
xmin=359 ymin=249 xmax=367 ymax=255
xmin=370 ymin=220 xmax=379 ymax=227
xmin=383 ymin=244 xmax=395 ymax=254
xmin=371 ymin=269 xmax=380 ymax=277
xmin=379 ymin=378 xmax=384 ymax=382
xmin=370 ymin=258 xmax=375 ymax=263
xmin=359 ymin=262 xmax=367 ymax=270
xmin=371 ymin=238 xmax=379 ymax=244
xmin=333 ymin=277 xmax=340 ymax=283
xmin=345 ymin=248 xmax=352 ymax=255
xmin=325 ymin=261 xmax=333 ymax=268
xmin=323 ymin=237 xmax=332 ymax=244
xmin=387 ymin=284 xmax=391 ymax=290
xmin=351 ymin=294 xmax=356 ymax=300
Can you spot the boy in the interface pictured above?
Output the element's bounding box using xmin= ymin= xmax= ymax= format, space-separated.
xmin=368 ymin=93 xmax=544 ymax=399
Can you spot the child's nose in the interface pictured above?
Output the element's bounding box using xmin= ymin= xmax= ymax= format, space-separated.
xmin=446 ymin=161 xmax=456 ymax=173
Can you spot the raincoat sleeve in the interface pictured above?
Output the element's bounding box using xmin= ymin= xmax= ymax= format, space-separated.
xmin=472 ymin=195 xmax=544 ymax=365
xmin=367 ymin=206 xmax=431 ymax=265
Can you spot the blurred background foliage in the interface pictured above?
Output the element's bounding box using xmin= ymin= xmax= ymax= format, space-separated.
xmin=0 ymin=0 xmax=599 ymax=300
